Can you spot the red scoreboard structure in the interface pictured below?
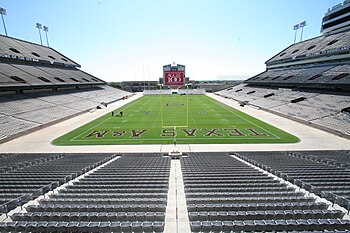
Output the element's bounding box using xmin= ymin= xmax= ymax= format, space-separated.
xmin=162 ymin=63 xmax=186 ymax=86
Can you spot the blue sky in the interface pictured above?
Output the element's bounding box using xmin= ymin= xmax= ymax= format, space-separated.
xmin=0 ymin=0 xmax=343 ymax=82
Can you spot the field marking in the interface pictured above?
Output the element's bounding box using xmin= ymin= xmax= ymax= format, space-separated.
xmin=148 ymin=96 xmax=162 ymax=128
xmin=69 ymin=99 xmax=140 ymax=142
xmin=195 ymin=95 xmax=280 ymax=139
xmin=205 ymin=97 xmax=281 ymax=139
xmin=181 ymin=95 xmax=277 ymax=141
xmin=72 ymin=136 xmax=279 ymax=142
xmin=69 ymin=95 xmax=160 ymax=142
xmin=70 ymin=117 xmax=112 ymax=142
xmin=65 ymin=95 xmax=293 ymax=144
xmin=161 ymin=95 xmax=189 ymax=127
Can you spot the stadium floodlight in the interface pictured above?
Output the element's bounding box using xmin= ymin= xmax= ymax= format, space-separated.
xmin=293 ymin=24 xmax=300 ymax=44
xmin=299 ymin=21 xmax=307 ymax=42
xmin=43 ymin=25 xmax=49 ymax=47
xmin=299 ymin=21 xmax=306 ymax=27
xmin=36 ymin=23 xmax=43 ymax=45
xmin=0 ymin=7 xmax=8 ymax=36
xmin=36 ymin=23 xmax=42 ymax=29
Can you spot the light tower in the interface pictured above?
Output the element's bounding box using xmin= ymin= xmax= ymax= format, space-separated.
xmin=43 ymin=25 xmax=49 ymax=47
xmin=0 ymin=7 xmax=8 ymax=36
xmin=293 ymin=24 xmax=299 ymax=44
xmin=299 ymin=21 xmax=307 ymax=42
xmin=293 ymin=21 xmax=307 ymax=44
xmin=36 ymin=23 xmax=43 ymax=45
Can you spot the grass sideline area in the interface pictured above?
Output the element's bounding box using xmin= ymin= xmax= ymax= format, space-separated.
xmin=52 ymin=95 xmax=299 ymax=145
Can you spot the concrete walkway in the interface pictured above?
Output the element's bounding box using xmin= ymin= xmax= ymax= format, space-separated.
xmin=164 ymin=159 xmax=190 ymax=233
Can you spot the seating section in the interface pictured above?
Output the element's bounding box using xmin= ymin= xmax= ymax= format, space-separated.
xmin=266 ymin=30 xmax=350 ymax=66
xmin=292 ymin=151 xmax=350 ymax=169
xmin=248 ymin=64 xmax=350 ymax=86
xmin=0 ymin=153 xmax=116 ymax=214
xmin=226 ymin=29 xmax=350 ymax=138
xmin=0 ymin=34 xmax=106 ymax=89
xmin=237 ymin=151 xmax=350 ymax=210
xmin=0 ymin=63 xmax=104 ymax=87
xmin=181 ymin=152 xmax=350 ymax=232
xmin=1 ymin=152 xmax=350 ymax=232
xmin=0 ymin=153 xmax=62 ymax=173
xmin=1 ymin=153 xmax=170 ymax=233
xmin=0 ymin=85 xmax=131 ymax=142
xmin=0 ymin=33 xmax=133 ymax=143
xmin=230 ymin=30 xmax=350 ymax=138
xmin=248 ymin=65 xmax=337 ymax=85
xmin=216 ymin=84 xmax=350 ymax=137
xmin=312 ymin=112 xmax=350 ymax=135
xmin=0 ymin=35 xmax=78 ymax=67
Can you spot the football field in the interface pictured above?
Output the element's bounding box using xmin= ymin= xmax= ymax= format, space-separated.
xmin=52 ymin=95 xmax=299 ymax=145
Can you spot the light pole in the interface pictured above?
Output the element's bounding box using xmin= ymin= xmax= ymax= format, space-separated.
xmin=299 ymin=21 xmax=307 ymax=42
xmin=43 ymin=25 xmax=49 ymax=47
xmin=36 ymin=23 xmax=43 ymax=45
xmin=293 ymin=21 xmax=307 ymax=44
xmin=0 ymin=7 xmax=8 ymax=36
xmin=293 ymin=24 xmax=299 ymax=44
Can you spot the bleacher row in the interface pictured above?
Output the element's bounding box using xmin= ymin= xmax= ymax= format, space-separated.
xmin=0 ymin=153 xmax=170 ymax=233
xmin=0 ymin=85 xmax=131 ymax=142
xmin=0 ymin=63 xmax=104 ymax=87
xmin=0 ymin=153 xmax=117 ymax=215
xmin=0 ymin=35 xmax=77 ymax=67
xmin=1 ymin=152 xmax=350 ymax=232
xmin=266 ymin=30 xmax=350 ymax=66
xmin=181 ymin=152 xmax=350 ymax=232
xmin=216 ymin=84 xmax=350 ymax=137
xmin=247 ymin=64 xmax=350 ymax=85
xmin=237 ymin=151 xmax=350 ymax=211
xmin=0 ymin=153 xmax=64 ymax=173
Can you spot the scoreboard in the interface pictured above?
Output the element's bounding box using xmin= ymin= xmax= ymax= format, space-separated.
xmin=163 ymin=71 xmax=185 ymax=86
xmin=163 ymin=63 xmax=186 ymax=86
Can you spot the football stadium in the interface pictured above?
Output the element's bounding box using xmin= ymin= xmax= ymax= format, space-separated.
xmin=1 ymin=1 xmax=350 ymax=232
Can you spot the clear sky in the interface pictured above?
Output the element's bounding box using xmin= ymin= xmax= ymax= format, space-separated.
xmin=0 ymin=0 xmax=343 ymax=82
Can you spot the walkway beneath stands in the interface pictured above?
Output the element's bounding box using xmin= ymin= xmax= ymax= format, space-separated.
xmin=0 ymin=93 xmax=349 ymax=153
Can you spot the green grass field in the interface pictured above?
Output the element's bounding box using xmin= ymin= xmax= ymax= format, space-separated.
xmin=52 ymin=95 xmax=299 ymax=145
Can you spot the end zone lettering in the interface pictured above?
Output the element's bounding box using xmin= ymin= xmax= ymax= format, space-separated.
xmin=84 ymin=128 xmax=268 ymax=139
xmin=85 ymin=129 xmax=149 ymax=138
